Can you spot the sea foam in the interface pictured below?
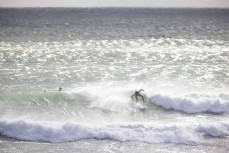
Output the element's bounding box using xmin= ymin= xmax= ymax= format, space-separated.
xmin=0 ymin=120 xmax=228 ymax=144
xmin=150 ymin=93 xmax=229 ymax=113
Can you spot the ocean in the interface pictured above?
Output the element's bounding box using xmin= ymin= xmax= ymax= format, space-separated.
xmin=0 ymin=8 xmax=229 ymax=152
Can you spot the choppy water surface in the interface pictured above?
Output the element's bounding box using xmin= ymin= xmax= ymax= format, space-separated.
xmin=0 ymin=8 xmax=229 ymax=153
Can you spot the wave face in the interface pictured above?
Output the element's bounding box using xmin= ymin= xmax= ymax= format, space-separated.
xmin=150 ymin=93 xmax=229 ymax=113
xmin=0 ymin=120 xmax=229 ymax=144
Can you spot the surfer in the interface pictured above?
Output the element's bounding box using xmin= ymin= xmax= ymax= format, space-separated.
xmin=131 ymin=89 xmax=146 ymax=102
xmin=58 ymin=87 xmax=62 ymax=91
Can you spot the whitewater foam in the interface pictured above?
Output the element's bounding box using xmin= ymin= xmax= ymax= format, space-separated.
xmin=150 ymin=93 xmax=229 ymax=114
xmin=0 ymin=120 xmax=228 ymax=144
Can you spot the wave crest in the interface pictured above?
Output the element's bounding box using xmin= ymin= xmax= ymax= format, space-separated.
xmin=150 ymin=93 xmax=229 ymax=113
xmin=0 ymin=120 xmax=228 ymax=144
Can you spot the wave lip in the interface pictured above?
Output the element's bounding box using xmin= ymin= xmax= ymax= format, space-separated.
xmin=0 ymin=120 xmax=229 ymax=144
xmin=150 ymin=93 xmax=229 ymax=114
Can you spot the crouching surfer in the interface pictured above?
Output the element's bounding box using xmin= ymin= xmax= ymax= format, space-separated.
xmin=131 ymin=89 xmax=146 ymax=102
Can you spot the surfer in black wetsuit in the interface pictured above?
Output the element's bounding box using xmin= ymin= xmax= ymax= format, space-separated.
xmin=131 ymin=89 xmax=146 ymax=102
xmin=58 ymin=87 xmax=62 ymax=91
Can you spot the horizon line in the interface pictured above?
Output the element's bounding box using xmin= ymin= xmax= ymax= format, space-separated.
xmin=0 ymin=6 xmax=229 ymax=9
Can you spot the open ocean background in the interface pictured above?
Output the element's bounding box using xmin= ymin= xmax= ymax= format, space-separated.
xmin=0 ymin=8 xmax=229 ymax=152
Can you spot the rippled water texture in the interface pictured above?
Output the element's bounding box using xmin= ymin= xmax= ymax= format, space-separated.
xmin=1 ymin=38 xmax=229 ymax=92
xmin=0 ymin=8 xmax=229 ymax=152
xmin=1 ymin=8 xmax=229 ymax=92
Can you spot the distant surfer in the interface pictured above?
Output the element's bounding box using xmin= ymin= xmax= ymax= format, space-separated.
xmin=131 ymin=89 xmax=146 ymax=102
xmin=43 ymin=87 xmax=62 ymax=92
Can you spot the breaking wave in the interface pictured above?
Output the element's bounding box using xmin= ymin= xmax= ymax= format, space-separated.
xmin=150 ymin=93 xmax=229 ymax=114
xmin=0 ymin=119 xmax=228 ymax=144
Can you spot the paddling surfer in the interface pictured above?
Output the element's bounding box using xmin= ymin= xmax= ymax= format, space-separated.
xmin=43 ymin=87 xmax=62 ymax=92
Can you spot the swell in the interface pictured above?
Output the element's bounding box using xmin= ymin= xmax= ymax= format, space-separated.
xmin=1 ymin=89 xmax=229 ymax=114
xmin=0 ymin=92 xmax=90 ymax=105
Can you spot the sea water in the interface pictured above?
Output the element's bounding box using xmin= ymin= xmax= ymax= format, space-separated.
xmin=0 ymin=8 xmax=229 ymax=152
